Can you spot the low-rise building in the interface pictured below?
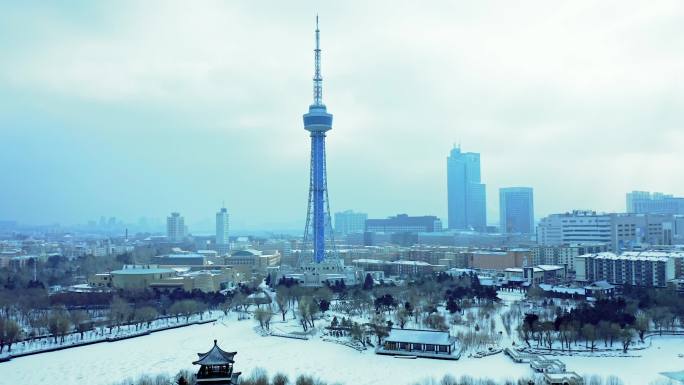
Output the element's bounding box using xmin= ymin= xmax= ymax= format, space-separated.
xmin=225 ymin=249 xmax=281 ymax=270
xmin=390 ymin=260 xmax=447 ymax=277
xmin=531 ymin=243 xmax=609 ymax=272
xmin=152 ymin=253 xmax=208 ymax=266
xmin=377 ymin=328 xmax=459 ymax=359
xmin=110 ymin=265 xmax=178 ymax=290
xmin=466 ymin=250 xmax=529 ymax=270
xmin=88 ymin=273 xmax=112 ymax=288
xmin=365 ymin=214 xmax=443 ymax=233
xmin=503 ymin=265 xmax=567 ymax=285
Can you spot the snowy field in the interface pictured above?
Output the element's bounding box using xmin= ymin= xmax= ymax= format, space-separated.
xmin=0 ymin=313 xmax=682 ymax=385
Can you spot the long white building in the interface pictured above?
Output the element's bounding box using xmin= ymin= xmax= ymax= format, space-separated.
xmin=537 ymin=210 xmax=678 ymax=251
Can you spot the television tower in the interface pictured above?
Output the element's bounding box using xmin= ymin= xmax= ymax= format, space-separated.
xmin=302 ymin=16 xmax=337 ymax=265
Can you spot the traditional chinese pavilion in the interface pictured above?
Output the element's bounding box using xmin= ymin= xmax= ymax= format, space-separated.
xmin=193 ymin=340 xmax=242 ymax=384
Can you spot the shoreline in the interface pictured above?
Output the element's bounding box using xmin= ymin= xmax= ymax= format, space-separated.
xmin=0 ymin=317 xmax=218 ymax=363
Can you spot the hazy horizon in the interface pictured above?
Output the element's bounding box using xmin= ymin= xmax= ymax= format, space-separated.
xmin=2 ymin=1 xmax=683 ymax=230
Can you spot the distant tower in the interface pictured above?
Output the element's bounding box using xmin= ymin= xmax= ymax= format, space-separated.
xmin=166 ymin=212 xmax=186 ymax=243
xmin=301 ymin=16 xmax=337 ymax=266
xmin=447 ymin=146 xmax=487 ymax=232
xmin=216 ymin=206 xmax=230 ymax=255
xmin=499 ymin=187 xmax=534 ymax=234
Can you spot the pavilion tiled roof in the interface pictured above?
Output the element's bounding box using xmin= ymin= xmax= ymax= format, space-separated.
xmin=193 ymin=340 xmax=237 ymax=366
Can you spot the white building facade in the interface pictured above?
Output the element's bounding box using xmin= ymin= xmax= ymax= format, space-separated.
xmin=166 ymin=212 xmax=186 ymax=243
xmin=537 ymin=210 xmax=678 ymax=251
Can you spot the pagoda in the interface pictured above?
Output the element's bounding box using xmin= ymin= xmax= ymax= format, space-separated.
xmin=193 ymin=340 xmax=242 ymax=384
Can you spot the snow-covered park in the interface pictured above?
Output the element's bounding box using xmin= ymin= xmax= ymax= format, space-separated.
xmin=0 ymin=311 xmax=682 ymax=385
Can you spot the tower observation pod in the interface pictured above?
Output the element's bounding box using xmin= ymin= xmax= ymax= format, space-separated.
xmin=302 ymin=16 xmax=336 ymax=266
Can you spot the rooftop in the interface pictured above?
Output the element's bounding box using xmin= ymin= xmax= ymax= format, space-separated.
xmin=193 ymin=340 xmax=237 ymax=366
xmin=352 ymin=258 xmax=386 ymax=264
xmin=230 ymin=249 xmax=262 ymax=257
xmin=577 ymin=252 xmax=671 ymax=262
xmin=160 ymin=253 xmax=205 ymax=259
xmin=391 ymin=260 xmax=432 ymax=266
xmin=384 ymin=328 xmax=454 ymax=346
xmin=536 ymin=264 xmax=565 ymax=271
xmin=111 ymin=266 xmax=176 ymax=275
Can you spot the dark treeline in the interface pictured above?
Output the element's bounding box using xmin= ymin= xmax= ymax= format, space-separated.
xmin=109 ymin=367 xmax=543 ymax=385
xmin=520 ymin=286 xmax=684 ymax=353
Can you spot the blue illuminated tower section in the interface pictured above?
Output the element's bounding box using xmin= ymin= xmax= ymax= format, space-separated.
xmin=303 ymin=16 xmax=334 ymax=264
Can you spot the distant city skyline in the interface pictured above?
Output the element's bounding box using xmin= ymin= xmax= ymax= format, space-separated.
xmin=1 ymin=1 xmax=682 ymax=228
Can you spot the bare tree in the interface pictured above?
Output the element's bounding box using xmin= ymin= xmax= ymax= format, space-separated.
xmin=254 ymin=306 xmax=274 ymax=331
xmin=110 ymin=297 xmax=132 ymax=330
xmin=394 ymin=306 xmax=409 ymax=329
xmin=134 ymin=306 xmax=158 ymax=329
xmin=369 ymin=313 xmax=390 ymax=344
xmin=2 ymin=319 xmax=21 ymax=352
xmin=70 ymin=310 xmax=92 ymax=339
xmin=634 ymin=312 xmax=649 ymax=342
xmin=620 ymin=328 xmax=634 ymax=353
xmin=581 ymin=324 xmax=597 ymax=351
xmin=275 ymin=287 xmax=291 ymax=322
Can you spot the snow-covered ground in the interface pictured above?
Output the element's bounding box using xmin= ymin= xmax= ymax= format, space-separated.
xmin=0 ymin=313 xmax=682 ymax=385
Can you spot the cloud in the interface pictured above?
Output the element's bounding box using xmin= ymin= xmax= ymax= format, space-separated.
xmin=0 ymin=0 xmax=682 ymax=229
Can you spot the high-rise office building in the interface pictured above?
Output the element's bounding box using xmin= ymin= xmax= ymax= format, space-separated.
xmin=626 ymin=191 xmax=684 ymax=215
xmin=215 ymin=207 xmax=230 ymax=255
xmin=499 ymin=187 xmax=534 ymax=234
xmin=334 ymin=210 xmax=367 ymax=235
xmin=166 ymin=212 xmax=186 ymax=243
xmin=447 ymin=146 xmax=486 ymax=232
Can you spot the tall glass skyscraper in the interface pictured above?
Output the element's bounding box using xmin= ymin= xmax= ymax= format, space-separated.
xmin=215 ymin=207 xmax=230 ymax=255
xmin=499 ymin=187 xmax=534 ymax=234
xmin=447 ymin=146 xmax=486 ymax=231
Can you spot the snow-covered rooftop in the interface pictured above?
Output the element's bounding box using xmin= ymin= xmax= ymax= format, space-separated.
xmin=351 ymin=259 xmax=386 ymax=264
xmin=577 ymin=252 xmax=671 ymax=262
xmin=539 ymin=284 xmax=585 ymax=295
xmin=384 ymin=328 xmax=453 ymax=346
xmin=391 ymin=260 xmax=431 ymax=266
xmin=111 ymin=267 xmax=176 ymax=275
xmin=536 ymin=264 xmax=565 ymax=271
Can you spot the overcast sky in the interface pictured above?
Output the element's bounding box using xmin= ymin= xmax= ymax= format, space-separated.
xmin=1 ymin=1 xmax=683 ymax=231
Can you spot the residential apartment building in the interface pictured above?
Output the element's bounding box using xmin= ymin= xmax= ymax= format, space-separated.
xmin=167 ymin=212 xmax=186 ymax=243
xmin=575 ymin=252 xmax=675 ymax=287
xmin=531 ymin=243 xmax=609 ymax=272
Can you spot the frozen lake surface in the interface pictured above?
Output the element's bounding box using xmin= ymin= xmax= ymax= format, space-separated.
xmin=0 ymin=315 xmax=682 ymax=385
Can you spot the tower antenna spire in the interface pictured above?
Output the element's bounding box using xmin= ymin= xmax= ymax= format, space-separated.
xmin=313 ymin=15 xmax=323 ymax=106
